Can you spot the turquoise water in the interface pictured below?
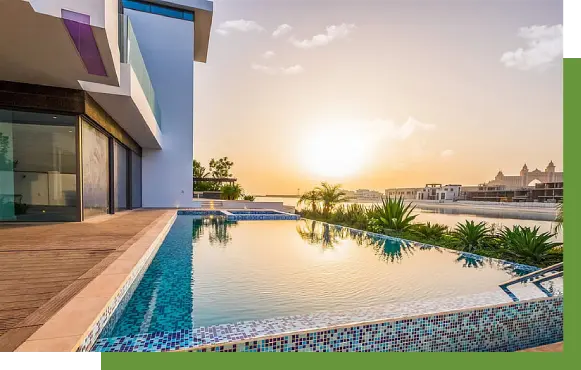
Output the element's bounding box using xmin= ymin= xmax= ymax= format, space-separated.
xmin=99 ymin=216 xmax=533 ymax=339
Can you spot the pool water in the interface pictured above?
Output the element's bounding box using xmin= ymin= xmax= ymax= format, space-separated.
xmin=99 ymin=216 xmax=533 ymax=339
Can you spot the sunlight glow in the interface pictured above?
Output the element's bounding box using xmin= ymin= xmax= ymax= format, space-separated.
xmin=301 ymin=120 xmax=369 ymax=178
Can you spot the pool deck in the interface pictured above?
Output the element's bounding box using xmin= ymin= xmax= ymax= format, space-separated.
xmin=0 ymin=209 xmax=169 ymax=351
xmin=521 ymin=342 xmax=563 ymax=352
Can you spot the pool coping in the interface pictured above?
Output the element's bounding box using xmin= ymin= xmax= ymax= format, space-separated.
xmin=14 ymin=210 xmax=178 ymax=352
xmin=178 ymin=208 xmax=300 ymax=220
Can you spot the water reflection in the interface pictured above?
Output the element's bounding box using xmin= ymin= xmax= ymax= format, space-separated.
xmin=296 ymin=220 xmax=340 ymax=249
xmin=192 ymin=217 xmax=237 ymax=247
xmin=455 ymin=253 xmax=485 ymax=269
xmin=295 ymin=220 xmax=535 ymax=276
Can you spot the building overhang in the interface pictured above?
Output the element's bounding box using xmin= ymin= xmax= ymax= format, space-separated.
xmin=152 ymin=0 xmax=213 ymax=63
xmin=0 ymin=0 xmax=121 ymax=89
xmin=80 ymin=64 xmax=162 ymax=150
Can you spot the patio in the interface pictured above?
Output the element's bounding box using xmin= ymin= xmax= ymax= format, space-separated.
xmin=0 ymin=209 xmax=168 ymax=351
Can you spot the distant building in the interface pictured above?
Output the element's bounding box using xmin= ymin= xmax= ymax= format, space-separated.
xmin=352 ymin=189 xmax=382 ymax=201
xmin=531 ymin=182 xmax=563 ymax=203
xmin=385 ymin=187 xmax=422 ymax=200
xmin=487 ymin=161 xmax=562 ymax=188
xmin=416 ymin=184 xmax=461 ymax=201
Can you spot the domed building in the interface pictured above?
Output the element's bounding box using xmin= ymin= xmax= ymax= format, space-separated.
xmin=486 ymin=161 xmax=562 ymax=188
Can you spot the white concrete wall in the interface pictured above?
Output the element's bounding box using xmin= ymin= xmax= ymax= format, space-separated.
xmin=125 ymin=9 xmax=194 ymax=208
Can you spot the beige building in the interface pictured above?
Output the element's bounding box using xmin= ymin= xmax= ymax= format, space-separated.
xmin=487 ymin=161 xmax=562 ymax=189
xmin=385 ymin=187 xmax=422 ymax=199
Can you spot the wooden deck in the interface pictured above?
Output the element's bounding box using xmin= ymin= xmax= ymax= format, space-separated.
xmin=0 ymin=209 xmax=168 ymax=351
xmin=520 ymin=342 xmax=563 ymax=352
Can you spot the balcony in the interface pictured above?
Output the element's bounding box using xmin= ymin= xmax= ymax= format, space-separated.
xmin=118 ymin=14 xmax=162 ymax=128
xmin=79 ymin=14 xmax=162 ymax=149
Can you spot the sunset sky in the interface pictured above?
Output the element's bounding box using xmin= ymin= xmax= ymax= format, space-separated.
xmin=194 ymin=0 xmax=562 ymax=195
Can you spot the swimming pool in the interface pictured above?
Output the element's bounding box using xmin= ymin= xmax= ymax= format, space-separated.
xmin=94 ymin=215 xmax=546 ymax=345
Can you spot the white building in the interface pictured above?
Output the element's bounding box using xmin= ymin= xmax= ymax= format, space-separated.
xmin=0 ymin=0 xmax=213 ymax=222
xmin=416 ymin=184 xmax=461 ymax=201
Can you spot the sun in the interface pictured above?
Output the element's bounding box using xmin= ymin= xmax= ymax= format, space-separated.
xmin=301 ymin=121 xmax=368 ymax=178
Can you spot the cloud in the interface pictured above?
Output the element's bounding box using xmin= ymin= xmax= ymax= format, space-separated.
xmin=500 ymin=24 xmax=562 ymax=71
xmin=441 ymin=149 xmax=454 ymax=158
xmin=272 ymin=24 xmax=293 ymax=38
xmin=262 ymin=51 xmax=276 ymax=59
xmin=290 ymin=23 xmax=356 ymax=49
xmin=251 ymin=63 xmax=304 ymax=75
xmin=353 ymin=117 xmax=435 ymax=142
xmin=216 ymin=19 xmax=264 ymax=35
xmin=281 ymin=65 xmax=304 ymax=75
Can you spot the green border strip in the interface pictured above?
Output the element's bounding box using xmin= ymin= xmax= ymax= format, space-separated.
xmin=564 ymin=58 xmax=578 ymax=353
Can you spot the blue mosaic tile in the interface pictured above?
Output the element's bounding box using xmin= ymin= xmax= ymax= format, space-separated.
xmin=91 ymin=296 xmax=563 ymax=352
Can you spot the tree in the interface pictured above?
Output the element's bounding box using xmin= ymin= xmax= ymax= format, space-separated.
xmin=297 ymin=190 xmax=321 ymax=214
xmin=209 ymin=157 xmax=234 ymax=178
xmin=315 ymin=182 xmax=349 ymax=215
xmin=193 ymin=159 xmax=209 ymax=178
xmin=220 ymin=184 xmax=243 ymax=200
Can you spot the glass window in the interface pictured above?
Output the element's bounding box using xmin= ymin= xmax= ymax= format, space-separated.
xmin=151 ymin=5 xmax=183 ymax=19
xmin=114 ymin=142 xmax=128 ymax=211
xmin=131 ymin=151 xmax=142 ymax=208
xmin=82 ymin=121 xmax=109 ymax=219
xmin=123 ymin=0 xmax=151 ymax=13
xmin=0 ymin=109 xmax=77 ymax=222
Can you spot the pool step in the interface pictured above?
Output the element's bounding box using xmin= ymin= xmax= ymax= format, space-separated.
xmin=195 ymin=200 xmax=225 ymax=209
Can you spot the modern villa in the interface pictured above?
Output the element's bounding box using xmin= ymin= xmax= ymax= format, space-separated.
xmin=0 ymin=0 xmax=213 ymax=222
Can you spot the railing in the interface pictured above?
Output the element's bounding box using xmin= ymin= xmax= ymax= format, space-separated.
xmin=499 ymin=262 xmax=563 ymax=301
xmin=118 ymin=14 xmax=162 ymax=129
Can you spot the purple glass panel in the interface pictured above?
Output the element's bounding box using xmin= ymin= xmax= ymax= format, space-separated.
xmin=62 ymin=9 xmax=107 ymax=77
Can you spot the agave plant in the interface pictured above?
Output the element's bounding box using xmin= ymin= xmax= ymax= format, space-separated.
xmin=451 ymin=221 xmax=493 ymax=252
xmin=412 ymin=222 xmax=448 ymax=240
xmin=500 ymin=225 xmax=563 ymax=266
xmin=368 ymin=196 xmax=417 ymax=232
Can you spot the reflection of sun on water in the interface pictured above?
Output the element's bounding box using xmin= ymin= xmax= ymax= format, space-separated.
xmin=301 ymin=121 xmax=369 ymax=178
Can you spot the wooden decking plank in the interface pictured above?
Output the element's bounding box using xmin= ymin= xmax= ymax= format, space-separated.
xmin=0 ymin=209 xmax=168 ymax=351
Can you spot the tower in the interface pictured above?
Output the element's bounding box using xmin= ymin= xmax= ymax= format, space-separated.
xmin=520 ymin=164 xmax=529 ymax=187
xmin=546 ymin=160 xmax=556 ymax=182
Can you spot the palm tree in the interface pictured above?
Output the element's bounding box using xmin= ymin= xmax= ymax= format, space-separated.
xmin=368 ymin=196 xmax=417 ymax=232
xmin=500 ymin=226 xmax=563 ymax=266
xmin=297 ymin=190 xmax=321 ymax=214
xmin=315 ymin=182 xmax=349 ymax=215
xmin=451 ymin=220 xmax=492 ymax=252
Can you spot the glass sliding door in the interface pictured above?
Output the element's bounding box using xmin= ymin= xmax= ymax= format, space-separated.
xmin=0 ymin=109 xmax=77 ymax=222
xmin=114 ymin=141 xmax=128 ymax=211
xmin=82 ymin=120 xmax=109 ymax=218
xmin=131 ymin=151 xmax=142 ymax=208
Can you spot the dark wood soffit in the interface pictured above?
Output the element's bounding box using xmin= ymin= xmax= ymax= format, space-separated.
xmin=0 ymin=81 xmax=84 ymax=114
